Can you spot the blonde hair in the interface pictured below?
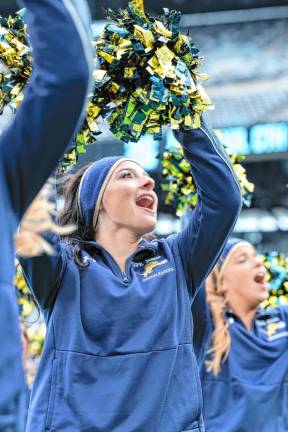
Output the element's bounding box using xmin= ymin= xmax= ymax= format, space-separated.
xmin=15 ymin=178 xmax=75 ymax=257
xmin=205 ymin=267 xmax=231 ymax=376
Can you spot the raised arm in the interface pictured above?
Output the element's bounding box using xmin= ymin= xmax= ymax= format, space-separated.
xmin=167 ymin=117 xmax=242 ymax=296
xmin=0 ymin=0 xmax=92 ymax=422
xmin=1 ymin=0 xmax=93 ymax=221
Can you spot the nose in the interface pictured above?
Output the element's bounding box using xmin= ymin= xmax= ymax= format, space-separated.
xmin=140 ymin=175 xmax=155 ymax=190
xmin=255 ymin=254 xmax=264 ymax=268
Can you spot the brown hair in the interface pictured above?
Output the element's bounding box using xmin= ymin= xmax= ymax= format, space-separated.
xmin=205 ymin=267 xmax=231 ymax=376
xmin=57 ymin=163 xmax=96 ymax=267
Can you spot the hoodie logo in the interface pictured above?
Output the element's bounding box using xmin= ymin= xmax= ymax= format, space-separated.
xmin=143 ymin=259 xmax=167 ymax=277
xmin=266 ymin=321 xmax=284 ymax=337
xmin=133 ymin=256 xmax=175 ymax=281
xmin=143 ymin=259 xmax=167 ymax=278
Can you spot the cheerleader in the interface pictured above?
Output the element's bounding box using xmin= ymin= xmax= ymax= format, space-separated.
xmin=193 ymin=238 xmax=288 ymax=431
xmin=0 ymin=0 xmax=92 ymax=429
xmin=20 ymin=118 xmax=241 ymax=431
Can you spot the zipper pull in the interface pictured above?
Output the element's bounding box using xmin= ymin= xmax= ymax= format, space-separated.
xmin=122 ymin=271 xmax=128 ymax=283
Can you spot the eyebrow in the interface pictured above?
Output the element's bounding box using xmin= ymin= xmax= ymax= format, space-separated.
xmin=234 ymin=249 xmax=256 ymax=260
xmin=234 ymin=252 xmax=247 ymax=259
xmin=115 ymin=167 xmax=151 ymax=177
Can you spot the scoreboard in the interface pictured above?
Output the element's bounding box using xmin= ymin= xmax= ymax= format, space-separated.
xmin=219 ymin=123 xmax=288 ymax=156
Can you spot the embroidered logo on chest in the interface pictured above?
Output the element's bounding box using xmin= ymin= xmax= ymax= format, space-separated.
xmin=143 ymin=259 xmax=167 ymax=277
xmin=258 ymin=317 xmax=288 ymax=341
xmin=133 ymin=256 xmax=175 ymax=281
xmin=266 ymin=321 xmax=286 ymax=337
xmin=266 ymin=322 xmax=280 ymax=337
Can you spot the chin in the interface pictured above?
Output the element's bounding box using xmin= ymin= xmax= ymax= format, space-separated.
xmin=256 ymin=292 xmax=269 ymax=306
xmin=261 ymin=291 xmax=270 ymax=302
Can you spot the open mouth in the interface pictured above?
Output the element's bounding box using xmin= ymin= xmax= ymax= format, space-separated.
xmin=135 ymin=194 xmax=155 ymax=211
xmin=254 ymin=271 xmax=266 ymax=285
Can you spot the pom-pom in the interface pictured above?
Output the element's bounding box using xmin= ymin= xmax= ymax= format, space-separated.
xmin=261 ymin=252 xmax=288 ymax=308
xmin=0 ymin=10 xmax=31 ymax=113
xmin=92 ymin=0 xmax=211 ymax=142
xmin=161 ymin=137 xmax=254 ymax=216
xmin=0 ymin=11 xmax=100 ymax=169
xmin=1 ymin=2 xmax=210 ymax=166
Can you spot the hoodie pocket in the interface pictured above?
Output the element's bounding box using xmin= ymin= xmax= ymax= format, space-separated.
xmin=46 ymin=347 xmax=192 ymax=431
xmin=45 ymin=357 xmax=59 ymax=431
xmin=157 ymin=344 xmax=203 ymax=431
xmin=42 ymin=347 xmax=202 ymax=431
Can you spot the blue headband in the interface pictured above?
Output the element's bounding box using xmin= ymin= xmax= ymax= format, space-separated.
xmin=217 ymin=237 xmax=251 ymax=275
xmin=77 ymin=156 xmax=139 ymax=229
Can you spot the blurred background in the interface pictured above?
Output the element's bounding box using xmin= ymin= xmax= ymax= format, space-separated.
xmin=1 ymin=0 xmax=288 ymax=251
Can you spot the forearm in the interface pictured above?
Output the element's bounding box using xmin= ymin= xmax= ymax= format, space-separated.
xmin=1 ymin=0 xmax=93 ymax=220
xmin=174 ymin=117 xmax=242 ymax=288
xmin=175 ymin=117 xmax=241 ymax=213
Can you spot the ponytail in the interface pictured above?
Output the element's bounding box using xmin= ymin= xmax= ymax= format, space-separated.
xmin=205 ymin=267 xmax=231 ymax=375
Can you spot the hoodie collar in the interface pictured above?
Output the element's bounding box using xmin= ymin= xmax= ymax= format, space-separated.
xmin=78 ymin=238 xmax=158 ymax=262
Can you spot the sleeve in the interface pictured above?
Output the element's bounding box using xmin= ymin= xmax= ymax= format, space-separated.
xmin=18 ymin=179 xmax=67 ymax=312
xmin=19 ymin=232 xmax=67 ymax=313
xmin=167 ymin=117 xmax=242 ymax=296
xmin=192 ymin=282 xmax=213 ymax=366
xmin=0 ymin=285 xmax=26 ymax=408
xmin=1 ymin=0 xmax=93 ymax=221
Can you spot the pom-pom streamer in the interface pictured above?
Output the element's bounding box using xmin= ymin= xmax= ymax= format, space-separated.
xmin=161 ymin=139 xmax=254 ymax=216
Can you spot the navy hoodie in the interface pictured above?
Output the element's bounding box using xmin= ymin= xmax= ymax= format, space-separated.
xmin=20 ymin=120 xmax=242 ymax=431
xmin=193 ymin=286 xmax=288 ymax=432
xmin=0 ymin=0 xmax=92 ymax=428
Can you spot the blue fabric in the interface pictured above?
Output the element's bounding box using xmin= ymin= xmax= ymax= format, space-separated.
xmin=198 ymin=306 xmax=288 ymax=432
xmin=78 ymin=156 xmax=124 ymax=227
xmin=192 ymin=276 xmax=288 ymax=431
xmin=216 ymin=237 xmax=246 ymax=272
xmin=192 ymin=284 xmax=212 ymax=366
xmin=0 ymin=285 xmax=24 ymax=410
xmin=0 ymin=0 xmax=92 ymax=427
xmin=20 ymin=118 xmax=242 ymax=431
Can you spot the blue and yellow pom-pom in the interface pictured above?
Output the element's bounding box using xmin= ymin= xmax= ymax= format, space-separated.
xmin=1 ymin=1 xmax=211 ymax=160
xmin=161 ymin=140 xmax=254 ymax=216
xmin=92 ymin=0 xmax=211 ymax=143
xmin=262 ymin=252 xmax=288 ymax=308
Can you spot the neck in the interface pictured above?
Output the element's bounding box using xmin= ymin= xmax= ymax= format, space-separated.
xmin=229 ymin=300 xmax=258 ymax=331
xmin=96 ymin=224 xmax=141 ymax=272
